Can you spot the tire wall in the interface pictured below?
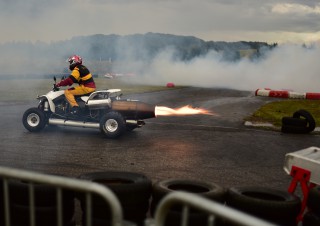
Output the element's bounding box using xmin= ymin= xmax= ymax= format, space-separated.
xmin=0 ymin=179 xmax=3 ymax=226
xmin=1 ymin=173 xmax=313 ymax=226
xmin=281 ymin=109 xmax=316 ymax=134
xmin=77 ymin=171 xmax=152 ymax=226
xmin=3 ymin=178 xmax=76 ymax=226
xmin=226 ymin=186 xmax=301 ymax=226
xmin=303 ymin=186 xmax=320 ymax=226
xmin=150 ymin=179 xmax=227 ymax=226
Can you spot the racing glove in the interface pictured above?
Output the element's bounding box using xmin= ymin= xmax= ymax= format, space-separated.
xmin=56 ymin=77 xmax=74 ymax=87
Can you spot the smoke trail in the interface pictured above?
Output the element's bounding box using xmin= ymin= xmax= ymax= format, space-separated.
xmin=119 ymin=43 xmax=320 ymax=93
xmin=1 ymin=37 xmax=319 ymax=94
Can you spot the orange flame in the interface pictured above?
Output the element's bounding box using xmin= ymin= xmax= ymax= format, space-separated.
xmin=155 ymin=105 xmax=215 ymax=117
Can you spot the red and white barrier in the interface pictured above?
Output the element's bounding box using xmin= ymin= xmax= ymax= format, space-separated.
xmin=306 ymin=92 xmax=320 ymax=100
xmin=255 ymin=88 xmax=320 ymax=100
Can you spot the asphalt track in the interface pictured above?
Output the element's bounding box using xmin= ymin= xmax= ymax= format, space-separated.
xmin=1 ymin=87 xmax=320 ymax=192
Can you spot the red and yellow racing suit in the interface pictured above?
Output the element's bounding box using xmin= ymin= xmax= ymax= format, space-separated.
xmin=57 ymin=65 xmax=96 ymax=107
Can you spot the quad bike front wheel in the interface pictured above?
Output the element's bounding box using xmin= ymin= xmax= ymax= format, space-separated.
xmin=22 ymin=108 xmax=47 ymax=132
xmin=100 ymin=111 xmax=126 ymax=138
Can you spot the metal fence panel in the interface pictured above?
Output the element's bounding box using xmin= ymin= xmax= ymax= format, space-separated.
xmin=0 ymin=166 xmax=279 ymax=226
xmin=0 ymin=166 xmax=124 ymax=226
xmin=151 ymin=191 xmax=277 ymax=226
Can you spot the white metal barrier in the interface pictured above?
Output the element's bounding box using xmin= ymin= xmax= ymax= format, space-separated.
xmin=0 ymin=166 xmax=124 ymax=226
xmin=0 ymin=165 xmax=278 ymax=226
xmin=149 ymin=191 xmax=277 ymax=226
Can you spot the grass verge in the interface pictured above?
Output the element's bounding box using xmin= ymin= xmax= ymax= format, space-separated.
xmin=245 ymin=99 xmax=320 ymax=127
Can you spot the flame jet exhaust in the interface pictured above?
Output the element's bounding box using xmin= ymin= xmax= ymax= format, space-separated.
xmin=111 ymin=101 xmax=214 ymax=119
xmin=155 ymin=105 xmax=215 ymax=117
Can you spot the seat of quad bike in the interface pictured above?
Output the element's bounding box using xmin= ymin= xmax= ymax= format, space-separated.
xmin=80 ymin=91 xmax=114 ymax=109
xmin=78 ymin=92 xmax=96 ymax=102
xmin=73 ymin=92 xmax=93 ymax=102
xmin=81 ymin=89 xmax=122 ymax=103
xmin=81 ymin=96 xmax=90 ymax=102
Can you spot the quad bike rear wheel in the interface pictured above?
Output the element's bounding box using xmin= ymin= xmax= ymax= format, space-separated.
xmin=22 ymin=107 xmax=47 ymax=132
xmin=100 ymin=111 xmax=126 ymax=138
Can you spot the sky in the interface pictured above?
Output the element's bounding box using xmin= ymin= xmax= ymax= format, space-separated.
xmin=0 ymin=0 xmax=320 ymax=44
xmin=1 ymin=0 xmax=320 ymax=93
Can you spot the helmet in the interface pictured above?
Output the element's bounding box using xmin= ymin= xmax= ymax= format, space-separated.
xmin=67 ymin=55 xmax=82 ymax=70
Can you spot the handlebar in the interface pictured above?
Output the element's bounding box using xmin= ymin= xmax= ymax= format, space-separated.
xmin=53 ymin=84 xmax=60 ymax=92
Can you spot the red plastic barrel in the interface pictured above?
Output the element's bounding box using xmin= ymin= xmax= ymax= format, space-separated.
xmin=166 ymin=82 xmax=175 ymax=88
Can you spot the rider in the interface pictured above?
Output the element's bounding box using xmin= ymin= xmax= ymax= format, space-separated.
xmin=56 ymin=55 xmax=96 ymax=115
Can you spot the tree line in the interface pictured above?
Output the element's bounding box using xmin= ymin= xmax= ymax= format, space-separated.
xmin=0 ymin=32 xmax=278 ymax=76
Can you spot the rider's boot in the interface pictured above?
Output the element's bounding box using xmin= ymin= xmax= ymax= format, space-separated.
xmin=70 ymin=106 xmax=81 ymax=115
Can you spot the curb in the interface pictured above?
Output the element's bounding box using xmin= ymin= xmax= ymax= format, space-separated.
xmin=244 ymin=121 xmax=274 ymax=128
xmin=255 ymin=88 xmax=320 ymax=100
xmin=244 ymin=121 xmax=320 ymax=132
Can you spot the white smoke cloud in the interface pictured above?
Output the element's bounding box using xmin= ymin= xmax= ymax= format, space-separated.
xmin=272 ymin=3 xmax=320 ymax=15
xmin=1 ymin=33 xmax=320 ymax=94
xmin=124 ymin=43 xmax=320 ymax=93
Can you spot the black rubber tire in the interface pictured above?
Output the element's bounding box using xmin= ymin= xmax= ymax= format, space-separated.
xmin=0 ymin=179 xmax=3 ymax=226
xmin=22 ymin=107 xmax=47 ymax=132
xmin=80 ymin=198 xmax=149 ymax=226
xmin=155 ymin=209 xmax=225 ymax=226
xmin=78 ymin=171 xmax=152 ymax=202
xmin=307 ymin=186 xmax=320 ymax=216
xmin=100 ymin=111 xmax=126 ymax=138
xmin=77 ymin=171 xmax=152 ymax=225
xmin=9 ymin=202 xmax=75 ymax=226
xmin=5 ymin=178 xmax=76 ymax=226
xmin=281 ymin=124 xmax=309 ymax=134
xmin=226 ymin=186 xmax=301 ymax=226
xmin=83 ymin=217 xmax=135 ymax=226
xmin=152 ymin=178 xmax=226 ymax=205
xmin=282 ymin=117 xmax=307 ymax=127
xmin=151 ymin=179 xmax=226 ymax=226
xmin=8 ymin=179 xmax=75 ymax=207
xmin=303 ymin=211 xmax=320 ymax=226
xmin=292 ymin=109 xmax=316 ymax=132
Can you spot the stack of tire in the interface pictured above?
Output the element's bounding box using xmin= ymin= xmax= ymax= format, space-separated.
xmin=77 ymin=171 xmax=152 ymax=226
xmin=225 ymin=186 xmax=301 ymax=226
xmin=281 ymin=109 xmax=316 ymax=134
xmin=4 ymin=178 xmax=75 ymax=226
xmin=0 ymin=179 xmax=3 ymax=226
xmin=303 ymin=186 xmax=320 ymax=226
xmin=150 ymin=178 xmax=226 ymax=226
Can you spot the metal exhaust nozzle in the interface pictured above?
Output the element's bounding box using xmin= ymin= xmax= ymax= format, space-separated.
xmin=111 ymin=100 xmax=155 ymax=119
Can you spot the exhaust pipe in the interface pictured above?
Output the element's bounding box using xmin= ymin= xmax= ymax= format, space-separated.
xmin=111 ymin=100 xmax=155 ymax=119
xmin=48 ymin=118 xmax=144 ymax=129
xmin=48 ymin=118 xmax=100 ymax=129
